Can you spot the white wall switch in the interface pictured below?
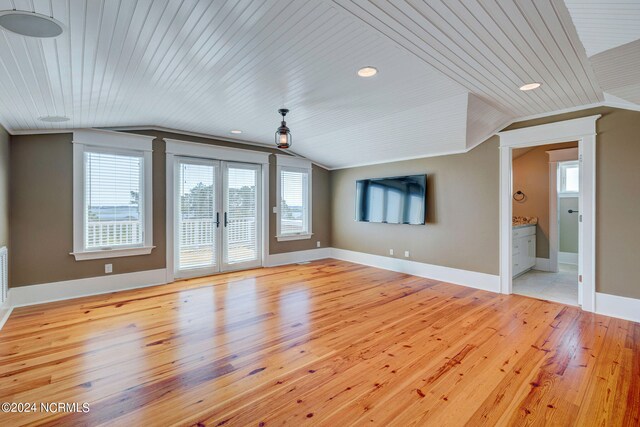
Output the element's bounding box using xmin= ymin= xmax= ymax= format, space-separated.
xmin=316 ymin=241 xmax=321 ymax=248
xmin=389 ymin=249 xmax=394 ymax=256
xmin=272 ymin=206 xmax=278 ymax=213
xmin=404 ymin=251 xmax=410 ymax=258
xmin=105 ymin=264 xmax=113 ymax=274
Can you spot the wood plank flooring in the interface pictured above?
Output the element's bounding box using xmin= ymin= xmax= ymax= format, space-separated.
xmin=0 ymin=259 xmax=638 ymax=426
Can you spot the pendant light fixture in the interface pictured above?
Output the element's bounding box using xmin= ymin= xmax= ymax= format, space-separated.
xmin=275 ymin=108 xmax=291 ymax=149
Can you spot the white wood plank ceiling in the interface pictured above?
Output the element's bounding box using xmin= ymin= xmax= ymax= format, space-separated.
xmin=0 ymin=0 xmax=635 ymax=168
xmin=565 ymin=1 xmax=640 ymax=107
xmin=565 ymin=0 xmax=640 ymax=57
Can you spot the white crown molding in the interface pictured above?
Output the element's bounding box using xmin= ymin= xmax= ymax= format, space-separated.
xmin=8 ymin=128 xmax=73 ymax=135
xmin=327 ymin=101 xmax=639 ymax=170
xmin=8 ymin=125 xmax=332 ymax=171
xmin=327 ymin=147 xmax=469 ymax=170
xmin=5 ymin=101 xmax=640 ymax=170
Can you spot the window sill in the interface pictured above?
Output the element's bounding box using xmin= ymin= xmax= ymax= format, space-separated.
xmin=71 ymin=246 xmax=155 ymax=261
xmin=276 ymin=233 xmax=313 ymax=242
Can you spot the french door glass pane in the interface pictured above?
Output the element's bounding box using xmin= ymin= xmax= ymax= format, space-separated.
xmin=226 ymin=166 xmax=258 ymax=265
xmin=178 ymin=162 xmax=216 ymax=271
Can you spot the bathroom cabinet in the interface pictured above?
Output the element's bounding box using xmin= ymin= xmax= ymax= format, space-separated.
xmin=513 ymin=225 xmax=536 ymax=277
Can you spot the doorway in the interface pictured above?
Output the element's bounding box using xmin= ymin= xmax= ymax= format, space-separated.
xmin=510 ymin=145 xmax=580 ymax=306
xmin=174 ymin=158 xmax=262 ymax=279
xmin=498 ymin=115 xmax=599 ymax=312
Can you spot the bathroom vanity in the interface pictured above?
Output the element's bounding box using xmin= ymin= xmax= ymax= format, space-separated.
xmin=513 ymin=224 xmax=536 ymax=277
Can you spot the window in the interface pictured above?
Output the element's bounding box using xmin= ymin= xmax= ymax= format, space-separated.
xmin=72 ymin=130 xmax=154 ymax=260
xmin=276 ymin=155 xmax=312 ymax=241
xmin=559 ymin=161 xmax=579 ymax=194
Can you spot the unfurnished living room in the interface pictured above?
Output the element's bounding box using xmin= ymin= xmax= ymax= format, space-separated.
xmin=0 ymin=1 xmax=639 ymax=426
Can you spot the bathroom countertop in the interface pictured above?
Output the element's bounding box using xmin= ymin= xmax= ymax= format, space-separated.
xmin=512 ymin=216 xmax=538 ymax=227
xmin=513 ymin=223 xmax=536 ymax=229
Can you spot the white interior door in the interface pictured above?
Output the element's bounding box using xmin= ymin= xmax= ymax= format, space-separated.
xmin=175 ymin=158 xmax=221 ymax=278
xmin=578 ymin=160 xmax=584 ymax=306
xmin=222 ymin=162 xmax=262 ymax=271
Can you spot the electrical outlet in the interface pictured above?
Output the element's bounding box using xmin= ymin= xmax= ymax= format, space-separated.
xmin=389 ymin=249 xmax=394 ymax=256
xmin=105 ymin=263 xmax=113 ymax=274
xmin=404 ymin=251 xmax=410 ymax=258
xmin=316 ymin=241 xmax=321 ymax=248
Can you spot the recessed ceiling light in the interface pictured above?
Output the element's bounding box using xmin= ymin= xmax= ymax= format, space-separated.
xmin=230 ymin=130 xmax=242 ymax=134
xmin=519 ymin=82 xmax=541 ymax=91
xmin=0 ymin=11 xmax=64 ymax=38
xmin=38 ymin=115 xmax=70 ymax=123
xmin=357 ymin=66 xmax=378 ymax=78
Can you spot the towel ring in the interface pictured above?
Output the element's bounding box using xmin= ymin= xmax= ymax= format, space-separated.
xmin=513 ymin=190 xmax=526 ymax=202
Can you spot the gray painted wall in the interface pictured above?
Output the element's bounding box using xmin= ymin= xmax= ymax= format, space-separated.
xmin=331 ymin=136 xmax=500 ymax=276
xmin=9 ymin=130 xmax=331 ymax=288
xmin=0 ymin=125 xmax=8 ymax=248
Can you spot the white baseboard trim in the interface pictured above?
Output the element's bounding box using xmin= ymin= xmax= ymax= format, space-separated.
xmin=559 ymin=252 xmax=578 ymax=265
xmin=2 ymin=252 xmax=639 ymax=330
xmin=596 ymin=292 xmax=640 ymax=323
xmin=9 ymin=269 xmax=167 ymax=308
xmin=264 ymin=248 xmax=332 ymax=267
xmin=534 ymin=258 xmax=552 ymax=271
xmin=0 ymin=305 xmax=13 ymax=330
xmin=330 ymin=248 xmax=500 ymax=293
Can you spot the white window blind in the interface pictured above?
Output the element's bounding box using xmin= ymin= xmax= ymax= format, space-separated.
xmin=84 ymin=150 xmax=144 ymax=249
xmin=280 ymin=168 xmax=309 ymax=235
xmin=178 ymin=162 xmax=216 ymax=271
xmin=227 ymin=166 xmax=258 ymax=264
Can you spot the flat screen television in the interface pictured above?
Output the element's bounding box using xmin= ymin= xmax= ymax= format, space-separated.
xmin=355 ymin=174 xmax=426 ymax=224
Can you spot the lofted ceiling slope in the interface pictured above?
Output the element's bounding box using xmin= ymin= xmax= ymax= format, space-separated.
xmin=0 ymin=1 xmax=637 ymax=168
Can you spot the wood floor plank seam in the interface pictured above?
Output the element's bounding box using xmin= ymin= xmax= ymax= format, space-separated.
xmin=0 ymin=259 xmax=638 ymax=426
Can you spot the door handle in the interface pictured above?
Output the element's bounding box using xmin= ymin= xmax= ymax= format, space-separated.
xmin=568 ymin=209 xmax=579 ymax=214
xmin=215 ymin=212 xmax=220 ymax=228
xmin=224 ymin=212 xmax=228 ymax=227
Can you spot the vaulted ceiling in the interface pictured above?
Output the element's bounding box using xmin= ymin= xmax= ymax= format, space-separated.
xmin=0 ymin=0 xmax=637 ymax=169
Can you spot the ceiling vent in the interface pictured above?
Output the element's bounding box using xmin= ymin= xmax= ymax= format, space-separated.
xmin=0 ymin=11 xmax=64 ymax=38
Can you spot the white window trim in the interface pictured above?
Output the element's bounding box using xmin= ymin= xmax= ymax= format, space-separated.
xmin=71 ymin=129 xmax=155 ymax=261
xmin=559 ymin=160 xmax=580 ymax=196
xmin=165 ymin=138 xmax=270 ymax=164
xmin=275 ymin=154 xmax=313 ymax=241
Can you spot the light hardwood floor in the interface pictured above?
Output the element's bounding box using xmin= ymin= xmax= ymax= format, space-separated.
xmin=0 ymin=259 xmax=638 ymax=426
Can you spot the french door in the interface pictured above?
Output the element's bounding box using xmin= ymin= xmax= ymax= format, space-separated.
xmin=174 ymin=158 xmax=261 ymax=278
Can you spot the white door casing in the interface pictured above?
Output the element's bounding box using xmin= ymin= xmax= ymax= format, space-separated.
xmin=498 ymin=115 xmax=599 ymax=312
xmin=165 ymin=139 xmax=270 ymax=283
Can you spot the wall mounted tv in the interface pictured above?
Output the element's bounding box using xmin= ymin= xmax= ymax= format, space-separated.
xmin=355 ymin=174 xmax=426 ymax=225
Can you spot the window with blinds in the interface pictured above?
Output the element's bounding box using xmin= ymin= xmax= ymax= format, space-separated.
xmin=84 ymin=150 xmax=144 ymax=249
xmin=279 ymin=168 xmax=309 ymax=236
